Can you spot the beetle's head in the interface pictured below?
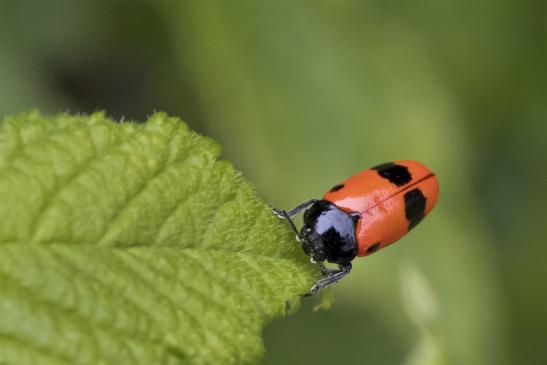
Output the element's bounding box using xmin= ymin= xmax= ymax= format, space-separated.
xmin=300 ymin=200 xmax=358 ymax=264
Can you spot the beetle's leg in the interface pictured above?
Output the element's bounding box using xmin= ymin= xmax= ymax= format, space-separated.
xmin=273 ymin=209 xmax=300 ymax=238
xmin=272 ymin=199 xmax=317 ymax=218
xmin=319 ymin=261 xmax=339 ymax=276
xmin=304 ymin=263 xmax=352 ymax=296
xmin=272 ymin=199 xmax=317 ymax=239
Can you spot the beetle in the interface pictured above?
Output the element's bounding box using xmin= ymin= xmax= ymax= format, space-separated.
xmin=272 ymin=160 xmax=439 ymax=295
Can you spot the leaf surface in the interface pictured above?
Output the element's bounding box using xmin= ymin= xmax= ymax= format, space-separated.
xmin=0 ymin=111 xmax=317 ymax=365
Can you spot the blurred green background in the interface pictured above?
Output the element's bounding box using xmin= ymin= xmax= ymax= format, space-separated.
xmin=1 ymin=1 xmax=546 ymax=364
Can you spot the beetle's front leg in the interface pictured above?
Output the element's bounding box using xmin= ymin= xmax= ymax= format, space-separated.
xmin=272 ymin=199 xmax=317 ymax=240
xmin=304 ymin=263 xmax=352 ymax=296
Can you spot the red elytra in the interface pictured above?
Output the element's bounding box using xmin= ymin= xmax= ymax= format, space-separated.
xmin=323 ymin=160 xmax=439 ymax=256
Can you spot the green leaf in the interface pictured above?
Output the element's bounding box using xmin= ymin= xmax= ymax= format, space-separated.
xmin=0 ymin=110 xmax=317 ymax=365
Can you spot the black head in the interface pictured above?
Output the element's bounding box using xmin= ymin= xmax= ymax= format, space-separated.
xmin=300 ymin=200 xmax=358 ymax=264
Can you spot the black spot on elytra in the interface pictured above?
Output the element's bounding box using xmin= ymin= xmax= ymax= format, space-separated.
xmin=404 ymin=188 xmax=427 ymax=231
xmin=329 ymin=184 xmax=345 ymax=192
xmin=372 ymin=162 xmax=412 ymax=186
xmin=366 ymin=243 xmax=381 ymax=254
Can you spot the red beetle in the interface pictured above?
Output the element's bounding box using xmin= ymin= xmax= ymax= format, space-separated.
xmin=273 ymin=160 xmax=439 ymax=294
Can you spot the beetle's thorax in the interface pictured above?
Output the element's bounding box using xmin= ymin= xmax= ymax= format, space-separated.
xmin=300 ymin=200 xmax=358 ymax=264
